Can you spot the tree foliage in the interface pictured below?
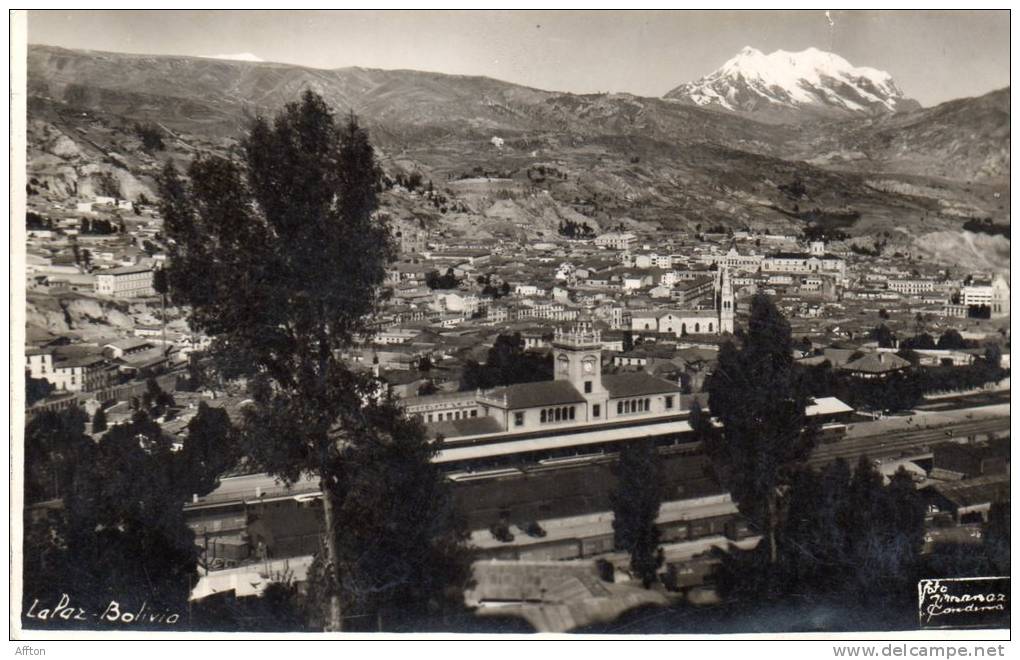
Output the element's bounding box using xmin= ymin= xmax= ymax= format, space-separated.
xmin=303 ymin=399 xmax=472 ymax=630
xmin=425 ymin=268 xmax=460 ymax=290
xmin=794 ymin=352 xmax=1006 ymax=414
xmin=870 ymin=324 xmax=896 ymax=348
xmin=557 ymin=218 xmax=596 ymax=239
xmin=159 ymin=91 xmax=393 ymax=477
xmin=461 ymin=333 xmax=552 ymax=390
xmin=157 ymin=91 xmax=470 ymax=630
xmin=134 ymin=122 xmax=166 ymax=152
xmin=716 ymin=457 xmax=926 ymax=611
xmin=611 ymin=439 xmax=664 ymax=587
xmin=23 ymin=406 xmax=239 ymax=626
xmin=704 ymin=293 xmax=816 ymax=563
xmin=91 ymin=407 xmax=107 ymax=433
xmin=94 ymin=171 xmax=122 ymax=199
xmin=25 ymin=374 xmax=54 ymax=406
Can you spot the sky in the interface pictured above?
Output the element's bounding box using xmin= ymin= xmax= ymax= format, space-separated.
xmin=26 ymin=10 xmax=1010 ymax=107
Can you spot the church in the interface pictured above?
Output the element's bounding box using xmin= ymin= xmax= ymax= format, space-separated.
xmin=630 ymin=266 xmax=735 ymax=337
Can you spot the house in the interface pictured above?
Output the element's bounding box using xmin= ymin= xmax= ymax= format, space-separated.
xmin=27 ymin=348 xmax=116 ymax=393
xmin=839 ymin=351 xmax=911 ymax=379
xmin=398 ymin=323 xmax=685 ymax=436
xmin=103 ymin=338 xmax=157 ymax=359
xmin=115 ymin=347 xmax=171 ymax=376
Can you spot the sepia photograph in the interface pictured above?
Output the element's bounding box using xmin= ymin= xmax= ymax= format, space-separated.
xmin=9 ymin=8 xmax=1011 ymax=644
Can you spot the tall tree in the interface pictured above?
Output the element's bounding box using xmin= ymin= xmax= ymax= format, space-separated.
xmin=461 ymin=333 xmax=552 ymax=390
xmin=705 ymin=293 xmax=816 ymax=564
xmin=304 ymin=399 xmax=471 ymax=630
xmin=871 ymin=324 xmax=896 ymax=348
xmin=937 ymin=329 xmax=967 ymax=350
xmin=611 ymin=439 xmax=664 ymax=587
xmin=91 ymin=407 xmax=107 ymax=433
xmin=158 ymin=91 xmax=396 ymax=630
xmin=25 ymin=374 xmax=54 ymax=406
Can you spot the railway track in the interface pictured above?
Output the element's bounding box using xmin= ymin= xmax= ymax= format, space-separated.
xmin=808 ymin=417 xmax=1010 ymax=467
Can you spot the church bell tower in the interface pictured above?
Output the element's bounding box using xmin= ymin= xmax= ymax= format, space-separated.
xmin=718 ymin=266 xmax=735 ymax=334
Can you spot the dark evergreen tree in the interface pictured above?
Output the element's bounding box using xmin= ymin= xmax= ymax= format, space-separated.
xmin=24 ymin=408 xmax=92 ymax=504
xmin=460 ymin=333 xmax=552 ymax=390
xmin=937 ymin=329 xmax=967 ymax=350
xmin=611 ymin=439 xmax=664 ymax=587
xmin=304 ymin=399 xmax=471 ymax=630
xmin=91 ymin=407 xmax=107 ymax=433
xmin=871 ymin=324 xmax=896 ymax=348
xmin=25 ymin=374 xmax=54 ymax=406
xmin=705 ymin=293 xmax=816 ymax=564
xmin=157 ymin=92 xmax=469 ymax=630
xmin=22 ymin=408 xmax=238 ymax=628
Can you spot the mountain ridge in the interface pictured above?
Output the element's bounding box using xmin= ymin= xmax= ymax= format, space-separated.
xmin=22 ymin=44 xmax=1009 ymax=272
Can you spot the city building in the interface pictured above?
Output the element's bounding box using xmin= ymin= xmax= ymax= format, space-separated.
xmin=887 ymin=279 xmax=937 ymax=296
xmin=630 ymin=267 xmax=735 ymax=336
xmin=94 ymin=263 xmax=155 ymax=298
xmin=961 ymin=274 xmax=1010 ymax=316
xmin=400 ymin=323 xmax=685 ymax=437
xmin=762 ymin=250 xmax=846 ymax=279
xmin=26 ymin=348 xmax=116 ymax=393
xmin=594 ymin=232 xmax=637 ymax=250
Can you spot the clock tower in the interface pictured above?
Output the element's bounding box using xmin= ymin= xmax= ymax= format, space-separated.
xmin=552 ymin=322 xmax=607 ymax=421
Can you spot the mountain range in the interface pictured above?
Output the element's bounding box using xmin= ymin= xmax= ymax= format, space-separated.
xmin=23 ymin=44 xmax=1010 ymax=272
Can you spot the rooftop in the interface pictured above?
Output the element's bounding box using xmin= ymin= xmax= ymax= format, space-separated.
xmin=841 ymin=351 xmax=911 ymax=374
xmin=484 ymin=380 xmax=587 ymax=410
xmin=98 ymin=263 xmax=153 ymax=276
xmin=603 ymin=372 xmax=681 ymax=399
xmin=926 ymin=473 xmax=1010 ymax=509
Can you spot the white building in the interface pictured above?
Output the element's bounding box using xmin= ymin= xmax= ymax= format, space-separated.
xmin=94 ymin=264 xmax=155 ymax=298
xmin=763 ymin=251 xmax=846 ymax=279
xmin=595 ymin=232 xmax=637 ymax=251
xmin=630 ymin=267 xmax=735 ymax=336
xmin=888 ymin=279 xmax=937 ymax=296
xmin=961 ymin=275 xmax=1010 ymax=316
xmin=26 ymin=350 xmax=114 ymax=393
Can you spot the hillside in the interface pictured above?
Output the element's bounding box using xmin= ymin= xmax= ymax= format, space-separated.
xmin=23 ymin=45 xmax=1010 ymax=261
xmin=793 ymin=87 xmax=1010 ymax=183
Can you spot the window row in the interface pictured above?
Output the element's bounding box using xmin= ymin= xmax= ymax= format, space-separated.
xmin=617 ymin=398 xmax=651 ymax=415
xmin=540 ymin=406 xmax=576 ymax=424
xmin=425 ymin=408 xmax=477 ymax=423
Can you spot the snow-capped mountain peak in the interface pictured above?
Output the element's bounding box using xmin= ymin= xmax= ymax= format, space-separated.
xmin=665 ymin=46 xmax=920 ymax=122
